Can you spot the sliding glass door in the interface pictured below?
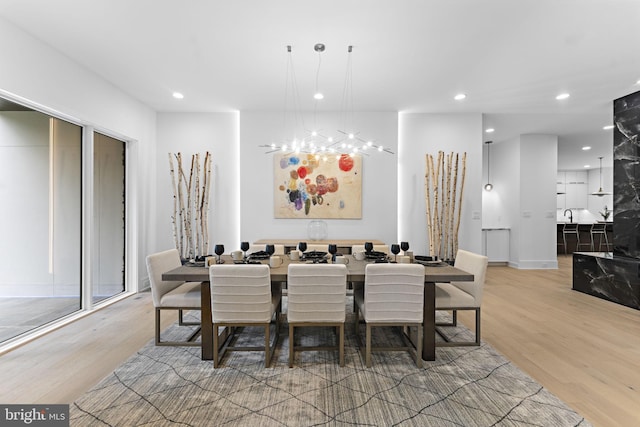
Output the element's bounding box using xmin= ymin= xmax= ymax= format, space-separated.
xmin=0 ymin=108 xmax=82 ymax=342
xmin=0 ymin=98 xmax=128 ymax=345
xmin=92 ymin=132 xmax=126 ymax=303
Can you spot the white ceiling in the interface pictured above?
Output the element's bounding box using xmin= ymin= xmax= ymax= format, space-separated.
xmin=1 ymin=0 xmax=639 ymax=169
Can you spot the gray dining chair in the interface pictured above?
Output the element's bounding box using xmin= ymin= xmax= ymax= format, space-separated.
xmin=435 ymin=249 xmax=488 ymax=346
xmin=209 ymin=264 xmax=282 ymax=368
xmin=354 ymin=263 xmax=425 ymax=368
xmin=287 ymin=264 xmax=348 ymax=367
xmin=145 ymin=249 xmax=202 ymax=347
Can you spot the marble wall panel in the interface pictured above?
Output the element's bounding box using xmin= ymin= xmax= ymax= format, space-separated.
xmin=573 ymin=253 xmax=640 ymax=309
xmin=613 ymin=90 xmax=640 ymax=258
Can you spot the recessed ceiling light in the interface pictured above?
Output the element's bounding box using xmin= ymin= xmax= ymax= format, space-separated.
xmin=584 ymin=165 xmax=590 ymax=168
xmin=454 ymin=93 xmax=466 ymax=101
xmin=636 ymin=79 xmax=640 ymax=85
xmin=172 ymin=92 xmax=184 ymax=99
xmin=313 ymin=92 xmax=324 ymax=100
xmin=582 ymin=146 xmax=591 ymax=150
xmin=485 ymin=128 xmax=495 ymax=133
xmin=603 ymin=125 xmax=614 ymax=130
xmin=555 ymin=93 xmax=570 ymax=100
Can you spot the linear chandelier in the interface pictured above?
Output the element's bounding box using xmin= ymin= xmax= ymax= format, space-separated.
xmin=261 ymin=43 xmax=393 ymax=158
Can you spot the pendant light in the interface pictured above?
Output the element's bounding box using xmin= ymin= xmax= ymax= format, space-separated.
xmin=484 ymin=141 xmax=493 ymax=191
xmin=591 ymin=156 xmax=611 ymax=196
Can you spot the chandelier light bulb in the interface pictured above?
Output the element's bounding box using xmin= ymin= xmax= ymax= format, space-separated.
xmin=328 ymin=137 xmax=334 ymax=142
xmin=311 ymin=131 xmax=318 ymax=136
xmin=367 ymin=141 xmax=373 ymax=146
xmin=282 ymin=144 xmax=288 ymax=151
xmin=378 ymin=146 xmax=383 ymax=152
xmin=348 ymin=133 xmax=355 ymax=139
xmin=484 ymin=183 xmax=493 ymax=192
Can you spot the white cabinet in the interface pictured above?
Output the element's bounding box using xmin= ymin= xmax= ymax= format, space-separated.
xmin=482 ymin=229 xmax=510 ymax=262
xmin=557 ymin=170 xmax=588 ymax=209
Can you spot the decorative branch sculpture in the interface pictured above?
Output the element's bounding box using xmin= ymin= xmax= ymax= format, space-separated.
xmin=168 ymin=151 xmax=213 ymax=260
xmin=425 ymin=151 xmax=467 ymax=261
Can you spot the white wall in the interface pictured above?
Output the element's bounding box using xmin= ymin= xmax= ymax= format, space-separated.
xmin=511 ymin=134 xmax=558 ymax=269
xmin=0 ymin=17 xmax=157 ymax=289
xmin=482 ymin=141 xmax=511 ymax=229
xmin=155 ymin=112 xmax=240 ymax=255
xmin=398 ymin=113 xmax=483 ymax=256
xmin=240 ymin=111 xmax=398 ymax=246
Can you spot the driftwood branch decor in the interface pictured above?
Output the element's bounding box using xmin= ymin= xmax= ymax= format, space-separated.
xmin=425 ymin=151 xmax=467 ymax=261
xmin=168 ymin=152 xmax=213 ymax=260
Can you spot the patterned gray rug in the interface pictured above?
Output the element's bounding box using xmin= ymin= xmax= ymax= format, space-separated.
xmin=71 ymin=298 xmax=590 ymax=426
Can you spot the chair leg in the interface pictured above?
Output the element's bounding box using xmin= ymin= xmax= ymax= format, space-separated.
xmin=264 ymin=324 xmax=271 ymax=368
xmin=475 ymin=308 xmax=481 ymax=345
xmin=416 ymin=324 xmax=423 ymax=368
xmin=339 ymin=323 xmax=345 ymax=367
xmin=452 ymin=310 xmax=457 ymax=326
xmin=155 ymin=308 xmax=161 ymax=346
xmin=213 ymin=324 xmax=220 ymax=368
xmin=365 ymin=324 xmax=372 ymax=368
xmin=289 ymin=325 xmax=295 ymax=368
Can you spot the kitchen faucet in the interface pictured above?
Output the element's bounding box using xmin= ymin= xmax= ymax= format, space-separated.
xmin=563 ymin=209 xmax=573 ymax=223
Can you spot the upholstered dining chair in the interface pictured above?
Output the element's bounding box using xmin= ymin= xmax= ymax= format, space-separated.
xmin=146 ymin=249 xmax=202 ymax=347
xmin=209 ymin=264 xmax=282 ymax=368
xmin=287 ymin=264 xmax=348 ymax=367
xmin=435 ymin=249 xmax=488 ymax=346
xmin=354 ymin=263 xmax=425 ymax=368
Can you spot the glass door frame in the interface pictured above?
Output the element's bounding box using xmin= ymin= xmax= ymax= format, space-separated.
xmin=0 ymin=90 xmax=138 ymax=352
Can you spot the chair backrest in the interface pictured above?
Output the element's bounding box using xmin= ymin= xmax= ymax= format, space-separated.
xmin=352 ymin=244 xmax=390 ymax=255
xmin=146 ymin=248 xmax=184 ymax=307
xmin=563 ymin=223 xmax=579 ymax=232
xmin=364 ymin=263 xmax=425 ymax=323
xmin=287 ymin=264 xmax=347 ymax=323
xmin=591 ymin=223 xmax=606 ymax=232
xmin=452 ymin=249 xmax=488 ymax=306
xmin=246 ymin=244 xmax=285 ymax=255
xmin=209 ymin=264 xmax=272 ymax=323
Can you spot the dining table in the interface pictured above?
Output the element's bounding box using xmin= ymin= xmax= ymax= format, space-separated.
xmin=162 ymin=254 xmax=474 ymax=362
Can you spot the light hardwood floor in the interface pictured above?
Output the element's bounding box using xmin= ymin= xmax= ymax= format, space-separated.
xmin=1 ymin=256 xmax=639 ymax=426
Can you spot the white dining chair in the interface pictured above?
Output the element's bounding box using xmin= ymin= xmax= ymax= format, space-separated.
xmin=209 ymin=264 xmax=282 ymax=368
xmin=287 ymin=264 xmax=348 ymax=367
xmin=435 ymin=249 xmax=488 ymax=346
xmin=354 ymin=263 xmax=424 ymax=367
xmin=145 ymin=249 xmax=202 ymax=347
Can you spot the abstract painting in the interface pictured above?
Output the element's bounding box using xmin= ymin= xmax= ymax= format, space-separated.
xmin=274 ymin=153 xmax=362 ymax=218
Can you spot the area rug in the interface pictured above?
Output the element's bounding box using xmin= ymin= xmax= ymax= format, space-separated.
xmin=71 ymin=298 xmax=591 ymax=426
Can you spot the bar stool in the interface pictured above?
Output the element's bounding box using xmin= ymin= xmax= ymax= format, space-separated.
xmin=562 ymin=223 xmax=579 ymax=254
xmin=590 ymin=223 xmax=611 ymax=252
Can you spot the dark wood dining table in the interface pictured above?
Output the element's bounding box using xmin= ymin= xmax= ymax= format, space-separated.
xmin=162 ymin=255 xmax=474 ymax=362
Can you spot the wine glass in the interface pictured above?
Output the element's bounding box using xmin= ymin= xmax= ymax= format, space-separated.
xmin=298 ymin=242 xmax=307 ymax=253
xmin=241 ymin=241 xmax=250 ymax=260
xmin=364 ymin=242 xmax=373 ymax=253
xmin=391 ymin=244 xmax=400 ymax=262
xmin=400 ymin=241 xmax=409 ymax=255
xmin=214 ymin=244 xmax=225 ymax=264
xmin=265 ymin=244 xmax=275 ymax=257
xmin=328 ymin=244 xmax=338 ymax=262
